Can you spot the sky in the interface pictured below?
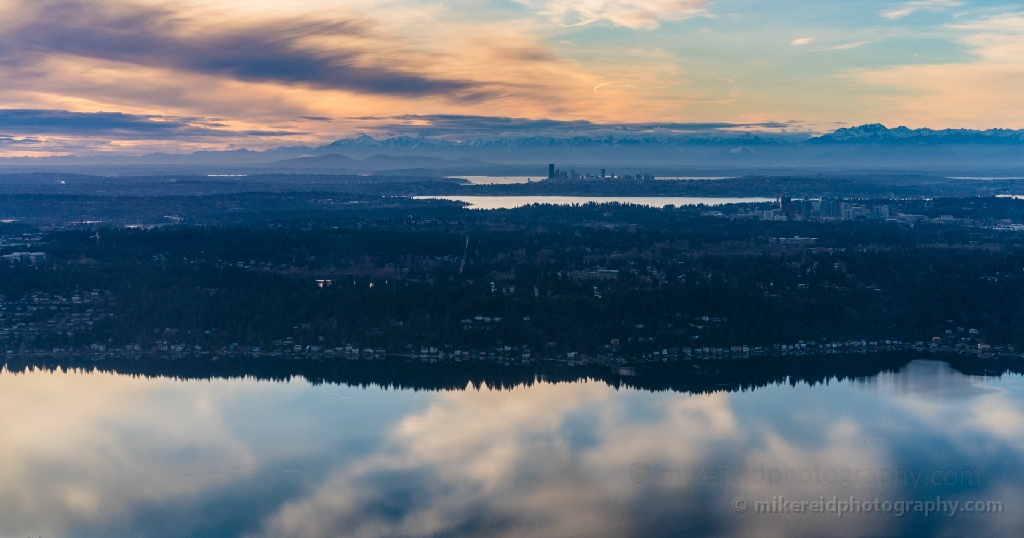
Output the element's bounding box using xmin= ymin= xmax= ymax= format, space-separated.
xmin=0 ymin=0 xmax=1022 ymax=155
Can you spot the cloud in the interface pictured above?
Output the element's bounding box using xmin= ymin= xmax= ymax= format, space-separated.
xmin=0 ymin=110 xmax=797 ymax=144
xmin=343 ymin=114 xmax=797 ymax=138
xmin=514 ymin=0 xmax=708 ymax=30
xmin=0 ymin=369 xmax=261 ymax=537
xmin=0 ymin=135 xmax=38 ymax=146
xmin=3 ymin=361 xmax=1023 ymax=537
xmin=0 ymin=108 xmax=309 ymax=156
xmin=847 ymin=12 xmax=1024 ymax=127
xmin=880 ymin=0 xmax=962 ymax=20
xmin=0 ymin=0 xmax=608 ymax=154
xmin=5 ymin=0 xmax=1002 ymax=155
xmin=0 ymin=109 xmax=302 ymax=139
xmin=252 ymin=382 xmax=743 ymax=538
xmin=248 ymin=361 xmax=1024 ymax=538
xmin=0 ymin=108 xmax=254 ymax=137
xmin=790 ymin=37 xmax=815 ymax=46
xmin=0 ymin=110 xmax=804 ymax=156
xmin=823 ymin=39 xmax=881 ymax=51
xmin=0 ymin=0 xmax=488 ymax=99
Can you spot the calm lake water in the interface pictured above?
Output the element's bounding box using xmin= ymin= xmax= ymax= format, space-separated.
xmin=458 ymin=176 xmax=537 ymax=184
xmin=1 ymin=357 xmax=1021 ymax=537
xmin=414 ymin=196 xmax=772 ymax=209
xmin=457 ymin=177 xmax=732 ymax=184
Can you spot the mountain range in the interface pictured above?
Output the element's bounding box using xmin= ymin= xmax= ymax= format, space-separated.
xmin=3 ymin=125 xmax=1024 ymax=175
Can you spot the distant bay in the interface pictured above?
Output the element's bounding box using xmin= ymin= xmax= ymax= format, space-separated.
xmin=413 ymin=195 xmax=773 ymax=209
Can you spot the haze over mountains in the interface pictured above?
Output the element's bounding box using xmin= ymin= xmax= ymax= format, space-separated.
xmin=4 ymin=124 xmax=1024 ymax=177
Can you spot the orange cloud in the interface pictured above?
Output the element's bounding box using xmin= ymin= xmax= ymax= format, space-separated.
xmin=0 ymin=0 xmax=613 ymax=153
xmin=846 ymin=13 xmax=1024 ymax=128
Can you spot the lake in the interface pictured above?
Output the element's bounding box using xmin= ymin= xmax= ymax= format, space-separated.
xmin=1 ymin=355 xmax=1020 ymax=537
xmin=414 ymin=196 xmax=773 ymax=209
xmin=458 ymin=177 xmax=733 ymax=184
xmin=458 ymin=176 xmax=538 ymax=184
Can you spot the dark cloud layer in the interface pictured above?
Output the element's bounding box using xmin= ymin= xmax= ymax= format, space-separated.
xmin=351 ymin=114 xmax=800 ymax=138
xmin=0 ymin=136 xmax=38 ymax=146
xmin=2 ymin=0 xmax=486 ymax=99
xmin=0 ymin=109 xmax=302 ymax=139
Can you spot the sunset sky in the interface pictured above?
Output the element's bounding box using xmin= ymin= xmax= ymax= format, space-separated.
xmin=1 ymin=0 xmax=1023 ymax=155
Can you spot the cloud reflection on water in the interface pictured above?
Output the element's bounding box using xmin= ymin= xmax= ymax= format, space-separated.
xmin=0 ymin=361 xmax=1021 ymax=537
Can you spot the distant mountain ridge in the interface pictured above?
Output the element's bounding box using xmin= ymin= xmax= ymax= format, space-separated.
xmin=318 ymin=125 xmax=1024 ymax=150
xmin=3 ymin=124 xmax=1024 ymax=173
xmin=809 ymin=124 xmax=1024 ymax=144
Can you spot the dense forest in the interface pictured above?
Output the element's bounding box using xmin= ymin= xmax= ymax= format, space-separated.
xmin=8 ymin=351 xmax=1019 ymax=395
xmin=3 ymin=194 xmax=1024 ymax=361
